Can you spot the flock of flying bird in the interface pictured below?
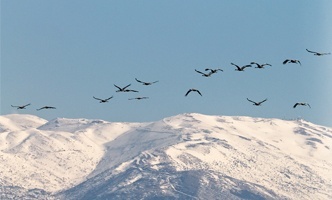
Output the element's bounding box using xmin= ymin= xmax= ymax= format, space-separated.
xmin=11 ymin=104 xmax=56 ymax=111
xmin=184 ymin=48 xmax=329 ymax=109
xmin=11 ymin=48 xmax=329 ymax=112
xmin=10 ymin=78 xmax=159 ymax=111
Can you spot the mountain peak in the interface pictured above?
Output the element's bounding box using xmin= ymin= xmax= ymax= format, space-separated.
xmin=37 ymin=117 xmax=108 ymax=132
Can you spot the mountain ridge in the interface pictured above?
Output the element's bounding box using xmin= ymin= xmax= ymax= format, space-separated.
xmin=0 ymin=113 xmax=331 ymax=199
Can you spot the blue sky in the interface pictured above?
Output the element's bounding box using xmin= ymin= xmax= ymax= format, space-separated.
xmin=1 ymin=1 xmax=332 ymax=127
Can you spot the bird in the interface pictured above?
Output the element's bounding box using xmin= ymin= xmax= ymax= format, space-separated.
xmin=195 ymin=69 xmax=214 ymax=77
xmin=231 ymin=63 xmax=252 ymax=71
xmin=11 ymin=103 xmax=31 ymax=109
xmin=293 ymin=102 xmax=311 ymax=108
xmin=114 ymin=84 xmax=138 ymax=93
xmin=250 ymin=62 xmax=272 ymax=69
xmin=205 ymin=68 xmax=224 ymax=73
xmin=135 ymin=78 xmax=159 ymax=85
xmin=36 ymin=106 xmax=56 ymax=111
xmin=306 ymin=49 xmax=331 ymax=56
xmin=93 ymin=96 xmax=113 ymax=103
xmin=185 ymin=89 xmax=202 ymax=96
xmin=246 ymin=98 xmax=267 ymax=106
xmin=128 ymin=97 xmax=149 ymax=100
xmin=283 ymin=59 xmax=301 ymax=65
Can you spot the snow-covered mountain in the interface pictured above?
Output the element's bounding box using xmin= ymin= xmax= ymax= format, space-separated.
xmin=0 ymin=113 xmax=331 ymax=199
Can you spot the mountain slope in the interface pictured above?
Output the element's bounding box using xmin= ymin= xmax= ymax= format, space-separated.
xmin=0 ymin=113 xmax=331 ymax=199
xmin=0 ymin=115 xmax=141 ymax=193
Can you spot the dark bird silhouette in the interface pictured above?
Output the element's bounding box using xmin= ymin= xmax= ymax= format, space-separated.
xmin=306 ymin=49 xmax=331 ymax=56
xmin=247 ymin=98 xmax=267 ymax=106
xmin=185 ymin=89 xmax=202 ymax=96
xmin=11 ymin=103 xmax=31 ymax=109
xmin=293 ymin=102 xmax=311 ymax=108
xmin=250 ymin=62 xmax=272 ymax=69
xmin=36 ymin=106 xmax=56 ymax=111
xmin=128 ymin=97 xmax=149 ymax=100
xmin=195 ymin=69 xmax=214 ymax=77
xmin=135 ymin=78 xmax=159 ymax=85
xmin=231 ymin=63 xmax=252 ymax=71
xmin=114 ymin=84 xmax=138 ymax=93
xmin=283 ymin=59 xmax=301 ymax=65
xmin=93 ymin=96 xmax=113 ymax=103
xmin=205 ymin=68 xmax=224 ymax=73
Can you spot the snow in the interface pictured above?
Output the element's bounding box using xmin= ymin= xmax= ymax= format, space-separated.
xmin=0 ymin=115 xmax=140 ymax=193
xmin=0 ymin=114 xmax=47 ymax=132
xmin=0 ymin=113 xmax=331 ymax=199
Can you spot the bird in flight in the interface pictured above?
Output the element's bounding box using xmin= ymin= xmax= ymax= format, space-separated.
xmin=11 ymin=103 xmax=31 ymax=109
xmin=195 ymin=69 xmax=214 ymax=77
xmin=283 ymin=59 xmax=301 ymax=65
xmin=246 ymin=98 xmax=267 ymax=106
xmin=135 ymin=78 xmax=159 ymax=85
xmin=293 ymin=102 xmax=311 ymax=108
xmin=306 ymin=49 xmax=331 ymax=56
xmin=93 ymin=96 xmax=113 ymax=103
xmin=231 ymin=63 xmax=252 ymax=71
xmin=36 ymin=106 xmax=56 ymax=111
xmin=185 ymin=89 xmax=202 ymax=96
xmin=128 ymin=97 xmax=149 ymax=100
xmin=250 ymin=62 xmax=272 ymax=69
xmin=114 ymin=84 xmax=138 ymax=93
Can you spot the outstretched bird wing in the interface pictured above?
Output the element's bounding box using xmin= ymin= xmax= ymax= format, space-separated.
xmin=123 ymin=84 xmax=131 ymax=90
xmin=135 ymin=78 xmax=144 ymax=83
xmin=196 ymin=90 xmax=202 ymax=96
xmin=105 ymin=96 xmax=114 ymax=101
xmin=242 ymin=65 xmax=252 ymax=69
xmin=283 ymin=60 xmax=289 ymax=65
xmin=246 ymin=98 xmax=257 ymax=104
xmin=206 ymin=68 xmax=223 ymax=72
xmin=93 ymin=96 xmax=103 ymax=101
xmin=306 ymin=49 xmax=318 ymax=54
xmin=250 ymin=62 xmax=259 ymax=67
xmin=307 ymin=103 xmax=311 ymax=108
xmin=293 ymin=103 xmax=299 ymax=108
xmin=114 ymin=84 xmax=122 ymax=90
xmin=185 ymin=90 xmax=192 ymax=96
xmin=195 ymin=69 xmax=207 ymax=75
xmin=259 ymin=98 xmax=268 ymax=104
xmin=36 ymin=106 xmax=46 ymax=111
xmin=127 ymin=89 xmax=139 ymax=93
xmin=231 ymin=63 xmax=241 ymax=70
